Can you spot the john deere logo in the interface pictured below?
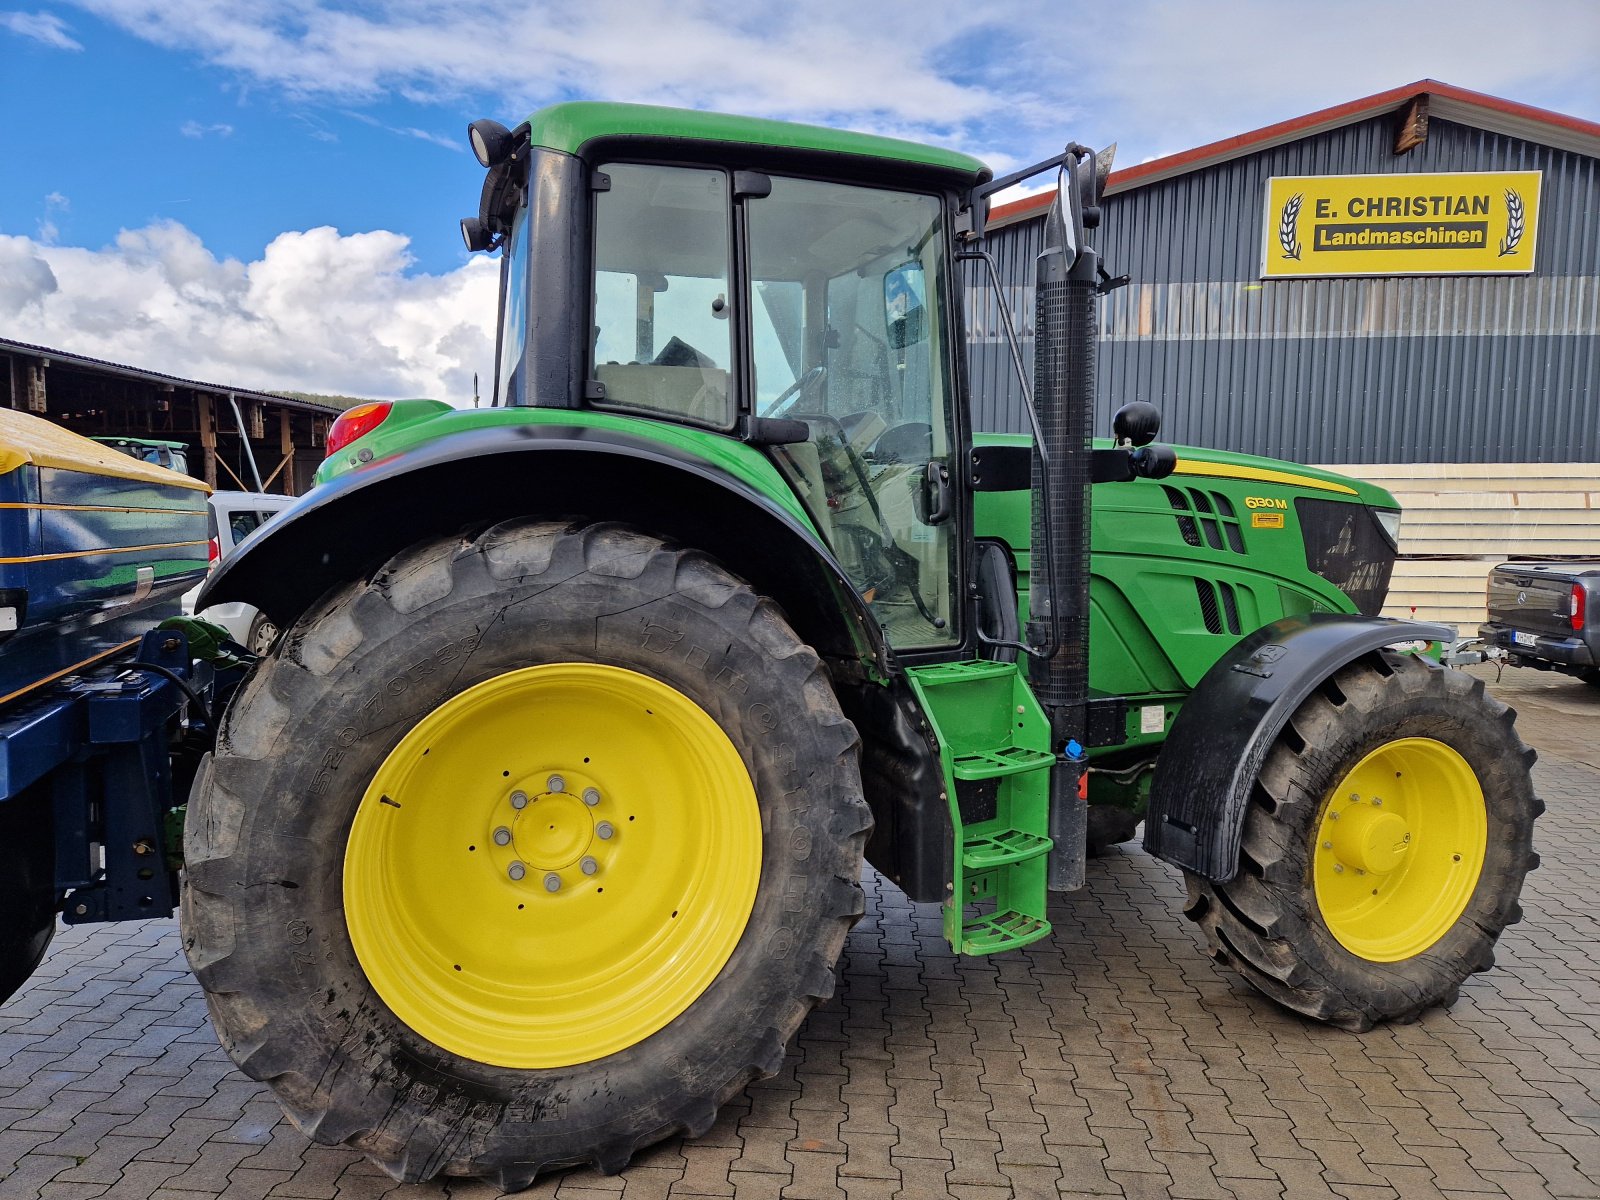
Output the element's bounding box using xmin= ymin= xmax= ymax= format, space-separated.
xmin=1263 ymin=171 xmax=1540 ymax=278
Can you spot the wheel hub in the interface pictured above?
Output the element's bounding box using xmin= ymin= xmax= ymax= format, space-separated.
xmin=1312 ymin=737 xmax=1487 ymax=962
xmin=513 ymin=790 xmax=596 ymax=871
xmin=1327 ymin=802 xmax=1409 ymax=875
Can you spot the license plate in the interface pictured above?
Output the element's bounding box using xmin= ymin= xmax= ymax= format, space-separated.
xmin=1512 ymin=630 xmax=1538 ymax=648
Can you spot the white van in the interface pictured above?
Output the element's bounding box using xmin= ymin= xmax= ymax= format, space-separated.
xmin=181 ymin=491 xmax=296 ymax=653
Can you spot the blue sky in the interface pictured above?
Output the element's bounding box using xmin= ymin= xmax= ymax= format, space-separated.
xmin=2 ymin=1 xmax=1597 ymax=402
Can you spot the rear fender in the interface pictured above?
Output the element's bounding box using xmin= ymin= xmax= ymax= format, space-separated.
xmin=1143 ymin=613 xmax=1452 ymax=882
xmin=200 ymin=423 xmax=889 ymax=674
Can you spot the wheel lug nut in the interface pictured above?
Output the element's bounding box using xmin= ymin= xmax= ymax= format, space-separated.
xmin=548 ymin=774 xmax=566 ymax=793
xmin=1322 ymin=841 xmax=1333 ymax=850
xmin=493 ymin=826 xmax=512 ymax=846
xmin=510 ymin=790 xmax=529 ymax=810
xmin=581 ymin=856 xmax=598 ymax=876
xmin=1334 ymin=864 xmax=1344 ymax=873
xmin=596 ymin=821 xmax=614 ymax=840
xmin=508 ymin=861 xmax=526 ymax=881
xmin=544 ymin=873 xmax=562 ymax=892
xmin=582 ymin=787 xmax=600 ymax=807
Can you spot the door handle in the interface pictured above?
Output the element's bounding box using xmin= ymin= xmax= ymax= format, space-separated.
xmin=923 ymin=460 xmax=953 ymax=525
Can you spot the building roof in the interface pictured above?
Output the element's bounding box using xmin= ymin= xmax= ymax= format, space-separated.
xmin=987 ymin=80 xmax=1600 ymax=229
xmin=0 ymin=337 xmax=340 ymax=416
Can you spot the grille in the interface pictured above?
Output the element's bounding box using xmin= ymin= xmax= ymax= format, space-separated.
xmin=1163 ymin=486 xmax=1247 ymax=554
xmin=1194 ymin=578 xmax=1243 ymax=635
xmin=1164 ymin=486 xmax=1202 ymax=546
xmin=1295 ymin=499 xmax=1397 ymax=617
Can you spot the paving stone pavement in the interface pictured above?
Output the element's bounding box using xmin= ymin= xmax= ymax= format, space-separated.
xmin=2 ymin=666 xmax=1597 ymax=1200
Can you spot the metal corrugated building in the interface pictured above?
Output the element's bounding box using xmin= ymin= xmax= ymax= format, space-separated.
xmin=968 ymin=81 xmax=1599 ymax=463
xmin=965 ymin=81 xmax=1599 ymax=627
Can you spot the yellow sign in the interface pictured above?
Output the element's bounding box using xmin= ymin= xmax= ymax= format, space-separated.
xmin=1251 ymin=512 xmax=1285 ymax=529
xmin=1263 ymin=171 xmax=1540 ymax=278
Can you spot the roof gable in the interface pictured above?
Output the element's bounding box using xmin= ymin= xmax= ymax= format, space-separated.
xmin=989 ymin=80 xmax=1600 ymax=228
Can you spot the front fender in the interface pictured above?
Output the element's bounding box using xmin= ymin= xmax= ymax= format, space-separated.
xmin=1143 ymin=613 xmax=1452 ymax=881
xmin=200 ymin=423 xmax=889 ymax=674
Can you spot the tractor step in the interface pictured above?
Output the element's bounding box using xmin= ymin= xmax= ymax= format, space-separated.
xmin=953 ymin=746 xmax=1055 ymax=780
xmin=905 ymin=659 xmax=1055 ymax=959
xmin=963 ymin=828 xmax=1052 ymax=870
xmin=960 ymin=908 xmax=1053 ymax=955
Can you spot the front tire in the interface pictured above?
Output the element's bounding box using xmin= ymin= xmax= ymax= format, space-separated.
xmin=1185 ymin=651 xmax=1540 ymax=1031
xmin=182 ymin=521 xmax=869 ymax=1187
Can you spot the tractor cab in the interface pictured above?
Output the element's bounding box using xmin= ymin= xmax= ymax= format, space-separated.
xmin=468 ymin=105 xmax=982 ymax=654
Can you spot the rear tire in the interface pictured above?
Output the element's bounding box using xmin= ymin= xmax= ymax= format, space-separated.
xmin=1184 ymin=651 xmax=1540 ymax=1031
xmin=182 ymin=521 xmax=869 ymax=1187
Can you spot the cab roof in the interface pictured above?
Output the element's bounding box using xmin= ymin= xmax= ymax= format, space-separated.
xmin=525 ymin=101 xmax=991 ymax=184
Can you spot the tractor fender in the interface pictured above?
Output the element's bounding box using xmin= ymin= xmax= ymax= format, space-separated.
xmin=199 ymin=422 xmax=890 ymax=675
xmin=1143 ymin=612 xmax=1452 ymax=882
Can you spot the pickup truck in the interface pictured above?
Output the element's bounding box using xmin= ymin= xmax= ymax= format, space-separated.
xmin=1481 ymin=561 xmax=1600 ymax=686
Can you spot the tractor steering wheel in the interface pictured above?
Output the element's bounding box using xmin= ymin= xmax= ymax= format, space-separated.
xmin=763 ymin=365 xmax=827 ymax=417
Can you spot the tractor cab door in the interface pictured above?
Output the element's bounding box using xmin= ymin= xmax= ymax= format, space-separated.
xmin=746 ymin=178 xmax=961 ymax=652
xmin=587 ymin=163 xmax=961 ymax=653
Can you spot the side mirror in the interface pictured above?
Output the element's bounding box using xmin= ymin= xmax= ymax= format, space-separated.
xmin=1055 ymin=161 xmax=1083 ymax=264
xmin=884 ymin=262 xmax=927 ymax=350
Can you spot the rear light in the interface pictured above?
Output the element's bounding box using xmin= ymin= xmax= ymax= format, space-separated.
xmin=208 ymin=537 xmax=219 ymax=564
xmin=326 ymin=402 xmax=394 ymax=458
xmin=1573 ymin=583 xmax=1586 ymax=633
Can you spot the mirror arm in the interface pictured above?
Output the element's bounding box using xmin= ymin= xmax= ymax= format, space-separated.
xmin=974 ymin=145 xmax=1089 ymax=201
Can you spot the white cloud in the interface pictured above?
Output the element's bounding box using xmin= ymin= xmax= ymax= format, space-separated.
xmin=4 ymin=221 xmax=498 ymax=402
xmin=58 ymin=0 xmax=1600 ymax=177
xmin=66 ymin=0 xmax=1010 ymax=143
xmin=1012 ymin=0 xmax=1600 ymax=165
xmin=0 ymin=237 xmax=60 ymax=314
xmin=180 ymin=119 xmax=235 ymax=138
xmin=1 ymin=9 xmax=82 ymax=49
xmin=400 ymin=126 xmax=462 ymax=151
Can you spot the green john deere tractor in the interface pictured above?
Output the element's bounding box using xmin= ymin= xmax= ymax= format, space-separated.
xmin=187 ymin=103 xmax=1540 ymax=1187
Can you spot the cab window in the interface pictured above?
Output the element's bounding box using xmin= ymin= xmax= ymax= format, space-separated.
xmin=590 ymin=164 xmax=735 ymax=428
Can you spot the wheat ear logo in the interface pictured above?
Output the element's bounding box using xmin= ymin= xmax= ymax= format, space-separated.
xmin=1499 ymin=189 xmax=1525 ymax=257
xmin=1278 ymin=193 xmax=1303 ymax=261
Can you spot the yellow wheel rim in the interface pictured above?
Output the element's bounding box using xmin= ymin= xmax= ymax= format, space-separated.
xmin=343 ymin=663 xmax=761 ymax=1069
xmin=1312 ymin=737 xmax=1487 ymax=962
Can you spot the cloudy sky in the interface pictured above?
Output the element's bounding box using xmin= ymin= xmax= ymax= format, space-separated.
xmin=2 ymin=1 xmax=1597 ymax=403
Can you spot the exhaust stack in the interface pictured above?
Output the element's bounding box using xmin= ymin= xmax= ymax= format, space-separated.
xmin=1025 ymin=147 xmax=1106 ymax=892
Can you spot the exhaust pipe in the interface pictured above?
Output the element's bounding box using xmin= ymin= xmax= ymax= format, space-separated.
xmin=1026 ymin=147 xmax=1103 ymax=892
